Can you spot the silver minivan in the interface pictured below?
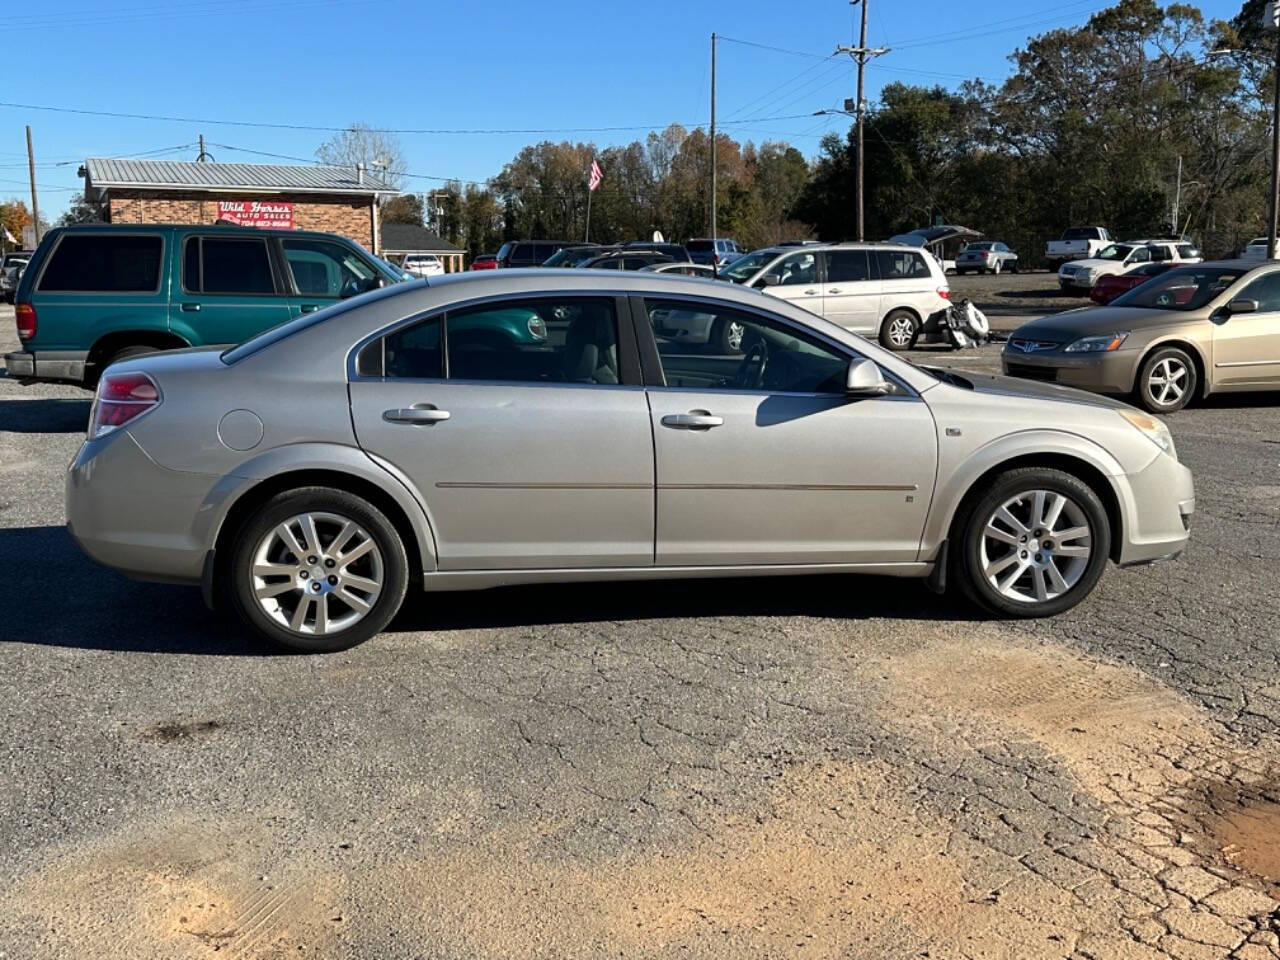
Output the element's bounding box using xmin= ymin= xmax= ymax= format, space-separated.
xmin=720 ymin=243 xmax=951 ymax=351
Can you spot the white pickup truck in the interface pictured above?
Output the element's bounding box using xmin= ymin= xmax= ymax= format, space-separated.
xmin=1046 ymin=226 xmax=1112 ymax=264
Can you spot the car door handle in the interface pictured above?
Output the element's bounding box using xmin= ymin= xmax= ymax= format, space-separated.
xmin=828 ymin=287 xmax=842 ymax=294
xmin=383 ymin=405 xmax=450 ymax=425
xmin=661 ymin=411 xmax=724 ymax=429
xmin=804 ymin=288 xmax=819 ymax=295
xmin=180 ymin=302 xmax=201 ymax=312
xmin=299 ymin=304 xmax=321 ymax=313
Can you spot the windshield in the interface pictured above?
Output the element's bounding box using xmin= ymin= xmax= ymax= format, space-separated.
xmin=1110 ymin=265 xmax=1245 ymax=312
xmin=371 ymin=254 xmax=411 ymax=280
xmin=1063 ymin=228 xmax=1097 ymax=240
xmin=543 ymin=247 xmax=602 ymax=267
xmin=721 ymin=250 xmax=778 ymax=283
xmin=1095 ymin=244 xmax=1134 ymax=261
xmin=965 ymin=243 xmax=994 ymax=251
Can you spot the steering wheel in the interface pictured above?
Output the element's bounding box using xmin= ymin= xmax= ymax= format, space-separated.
xmin=733 ymin=340 xmax=769 ymax=389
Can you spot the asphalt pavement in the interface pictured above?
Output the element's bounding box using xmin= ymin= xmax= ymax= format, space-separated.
xmin=2 ymin=307 xmax=1279 ymax=959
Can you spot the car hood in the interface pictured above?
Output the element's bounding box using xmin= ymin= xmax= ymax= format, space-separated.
xmin=932 ymin=367 xmax=1133 ymax=411
xmin=1007 ymin=306 xmax=1182 ymax=341
xmin=1059 ymin=258 xmax=1122 ymax=271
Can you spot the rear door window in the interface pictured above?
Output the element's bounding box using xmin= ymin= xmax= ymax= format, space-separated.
xmin=192 ymin=237 xmax=276 ymax=294
xmin=38 ymin=234 xmax=163 ymax=292
xmin=824 ymin=249 xmax=871 ymax=283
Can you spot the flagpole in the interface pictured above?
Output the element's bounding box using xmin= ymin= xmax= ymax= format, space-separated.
xmin=585 ymin=185 xmax=592 ymax=243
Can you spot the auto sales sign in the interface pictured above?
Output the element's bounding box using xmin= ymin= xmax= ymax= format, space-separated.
xmin=216 ymin=200 xmax=294 ymax=229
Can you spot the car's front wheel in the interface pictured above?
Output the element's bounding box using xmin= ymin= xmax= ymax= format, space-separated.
xmin=227 ymin=487 xmax=409 ymax=652
xmin=953 ymin=467 xmax=1110 ymax=618
xmin=1135 ymin=346 xmax=1196 ymax=413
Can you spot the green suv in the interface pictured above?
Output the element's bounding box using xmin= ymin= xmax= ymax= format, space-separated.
xmin=5 ymin=224 xmax=408 ymax=388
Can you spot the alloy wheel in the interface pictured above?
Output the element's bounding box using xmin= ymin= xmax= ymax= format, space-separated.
xmin=979 ymin=490 xmax=1092 ymax=604
xmin=250 ymin=511 xmax=384 ymax=636
xmin=1146 ymin=357 xmax=1188 ymax=407
xmin=887 ymin=316 xmax=915 ymax=348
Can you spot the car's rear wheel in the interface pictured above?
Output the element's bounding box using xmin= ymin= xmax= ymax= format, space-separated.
xmin=879 ymin=310 xmax=918 ymax=351
xmin=227 ymin=488 xmax=409 ymax=652
xmin=991 ymin=260 xmax=1002 ymax=275
xmin=953 ymin=467 xmax=1110 ymax=618
xmin=1135 ymin=346 xmax=1196 ymax=413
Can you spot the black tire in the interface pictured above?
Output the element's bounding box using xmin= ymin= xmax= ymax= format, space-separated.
xmin=951 ymin=467 xmax=1111 ymax=619
xmin=226 ymin=487 xmax=409 ymax=653
xmin=1010 ymin=259 xmax=1020 ymax=274
xmin=879 ymin=309 xmax=919 ymax=351
xmin=709 ymin=316 xmax=745 ymax=355
xmin=106 ymin=345 xmax=158 ymax=368
xmin=1134 ymin=346 xmax=1196 ymax=414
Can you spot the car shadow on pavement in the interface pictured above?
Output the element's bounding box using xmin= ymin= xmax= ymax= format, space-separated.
xmin=394 ymin=573 xmax=983 ymax=633
xmin=1194 ymin=391 xmax=1280 ymax=409
xmin=0 ymin=398 xmax=91 ymax=433
xmin=0 ymin=525 xmax=266 ymax=655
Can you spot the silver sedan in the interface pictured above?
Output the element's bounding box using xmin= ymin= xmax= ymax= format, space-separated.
xmin=67 ymin=270 xmax=1194 ymax=651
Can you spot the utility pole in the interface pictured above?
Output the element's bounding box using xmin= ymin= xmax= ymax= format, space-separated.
xmin=1171 ymin=154 xmax=1182 ymax=236
xmin=25 ymin=125 xmax=40 ymax=248
xmin=1268 ymin=2 xmax=1280 ymax=259
xmin=196 ymin=134 xmax=213 ymax=162
xmin=836 ymin=0 xmax=888 ymax=242
xmin=710 ymin=32 xmax=717 ymax=276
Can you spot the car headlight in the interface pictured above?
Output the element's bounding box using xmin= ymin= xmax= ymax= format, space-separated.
xmin=1064 ymin=333 xmax=1128 ymax=353
xmin=1119 ymin=409 xmax=1175 ymax=455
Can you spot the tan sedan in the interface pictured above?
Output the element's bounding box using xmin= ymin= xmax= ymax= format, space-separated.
xmin=1003 ymin=261 xmax=1280 ymax=412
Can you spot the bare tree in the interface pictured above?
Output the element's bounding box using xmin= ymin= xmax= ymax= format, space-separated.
xmin=316 ymin=123 xmax=407 ymax=189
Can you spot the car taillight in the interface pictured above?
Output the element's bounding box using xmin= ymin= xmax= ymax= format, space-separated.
xmin=15 ymin=302 xmax=35 ymax=340
xmin=937 ymin=287 xmax=951 ymax=300
xmin=89 ymin=371 xmax=161 ymax=440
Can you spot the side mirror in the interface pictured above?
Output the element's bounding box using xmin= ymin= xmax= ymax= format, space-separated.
xmin=846 ymin=358 xmax=888 ymax=396
xmin=1226 ymin=298 xmax=1259 ymax=315
xmin=755 ymin=272 xmax=781 ymax=288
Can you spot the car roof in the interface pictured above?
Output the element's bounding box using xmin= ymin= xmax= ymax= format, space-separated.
xmin=52 ymin=222 xmax=355 ymax=242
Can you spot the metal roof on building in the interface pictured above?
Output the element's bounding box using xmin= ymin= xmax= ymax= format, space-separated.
xmin=380 ymin=223 xmax=463 ymax=253
xmin=83 ymin=158 xmax=397 ymax=196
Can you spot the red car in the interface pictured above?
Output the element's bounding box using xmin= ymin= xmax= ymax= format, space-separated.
xmin=1089 ymin=262 xmax=1175 ymax=304
xmin=470 ymin=253 xmax=498 ymax=270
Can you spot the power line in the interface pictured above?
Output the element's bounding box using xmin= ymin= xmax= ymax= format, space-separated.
xmin=0 ymin=99 xmax=814 ymax=136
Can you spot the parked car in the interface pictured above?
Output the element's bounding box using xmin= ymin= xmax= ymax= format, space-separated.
xmin=0 ymin=251 xmax=31 ymax=303
xmin=1058 ymin=240 xmax=1201 ymax=292
xmin=1002 ymin=260 xmax=1280 ymax=413
xmin=686 ymin=237 xmax=743 ymax=267
xmin=1241 ymin=237 xmax=1279 ymax=261
xmin=954 ymin=241 xmax=1018 ymax=275
xmin=1088 ymin=262 xmax=1176 ymax=305
xmin=400 ymin=254 xmax=444 ymax=278
xmin=624 ymin=241 xmax=690 ymax=262
xmin=639 ymin=262 xmax=722 ymax=278
xmin=65 ymin=269 xmax=1193 ymax=651
xmin=1046 ymin=226 xmax=1112 ymax=265
xmin=470 ymin=254 xmax=498 ymax=270
xmin=579 ymin=250 xmax=673 ymax=270
xmin=720 ymin=242 xmax=951 ymax=351
xmin=4 ymin=224 xmax=406 ymax=388
xmin=541 ymin=244 xmax=611 ymax=267
xmin=494 ymin=240 xmax=572 ymax=268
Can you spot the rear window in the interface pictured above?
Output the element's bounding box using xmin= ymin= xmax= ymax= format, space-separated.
xmin=687 ymin=240 xmax=714 ymax=252
xmin=38 ymin=234 xmax=162 ymax=292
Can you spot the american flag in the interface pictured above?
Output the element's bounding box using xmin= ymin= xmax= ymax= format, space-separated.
xmin=588 ymin=158 xmax=604 ymax=192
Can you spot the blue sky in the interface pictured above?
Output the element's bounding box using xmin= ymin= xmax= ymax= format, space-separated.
xmin=1 ymin=0 xmax=1244 ymax=218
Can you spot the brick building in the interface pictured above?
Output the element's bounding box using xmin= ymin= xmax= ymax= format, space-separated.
xmin=80 ymin=158 xmax=398 ymax=252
